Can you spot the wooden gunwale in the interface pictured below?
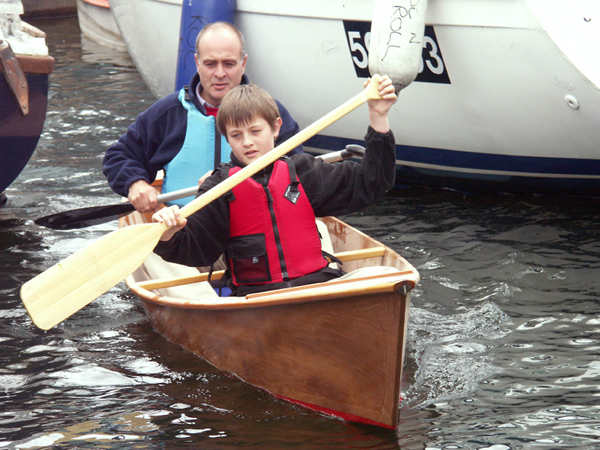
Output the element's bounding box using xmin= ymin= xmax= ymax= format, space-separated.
xmin=130 ymin=268 xmax=417 ymax=310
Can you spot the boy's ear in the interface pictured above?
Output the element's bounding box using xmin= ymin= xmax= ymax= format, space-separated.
xmin=273 ymin=117 xmax=283 ymax=140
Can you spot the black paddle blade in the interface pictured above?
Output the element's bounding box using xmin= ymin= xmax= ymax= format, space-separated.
xmin=34 ymin=202 xmax=135 ymax=230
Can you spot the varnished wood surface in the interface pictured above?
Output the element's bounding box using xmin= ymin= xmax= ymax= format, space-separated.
xmin=142 ymin=288 xmax=408 ymax=427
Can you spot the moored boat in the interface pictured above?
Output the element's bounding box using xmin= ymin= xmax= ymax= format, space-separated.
xmin=110 ymin=0 xmax=600 ymax=195
xmin=120 ymin=209 xmax=419 ymax=428
xmin=76 ymin=0 xmax=126 ymax=52
xmin=21 ymin=0 xmax=76 ymax=18
xmin=1 ymin=0 xmax=54 ymax=205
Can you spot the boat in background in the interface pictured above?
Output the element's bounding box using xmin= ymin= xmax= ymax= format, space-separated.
xmin=109 ymin=0 xmax=600 ymax=195
xmin=21 ymin=0 xmax=75 ymax=18
xmin=121 ymin=207 xmax=419 ymax=429
xmin=1 ymin=0 xmax=54 ymax=207
xmin=109 ymin=0 xmax=181 ymax=99
xmin=76 ymin=0 xmax=126 ymax=52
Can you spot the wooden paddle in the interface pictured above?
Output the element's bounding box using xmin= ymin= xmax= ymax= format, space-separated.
xmin=20 ymin=76 xmax=385 ymax=330
xmin=33 ymin=146 xmax=365 ymax=230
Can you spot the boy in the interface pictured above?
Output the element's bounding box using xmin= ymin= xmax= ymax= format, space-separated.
xmin=152 ymin=76 xmax=397 ymax=295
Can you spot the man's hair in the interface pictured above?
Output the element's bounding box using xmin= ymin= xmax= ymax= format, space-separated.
xmin=195 ymin=22 xmax=246 ymax=59
xmin=217 ymin=84 xmax=280 ymax=136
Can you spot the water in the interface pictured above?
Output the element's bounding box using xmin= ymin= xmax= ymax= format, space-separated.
xmin=2 ymin=15 xmax=600 ymax=449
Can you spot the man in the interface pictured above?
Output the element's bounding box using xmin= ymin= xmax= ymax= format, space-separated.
xmin=102 ymin=22 xmax=301 ymax=212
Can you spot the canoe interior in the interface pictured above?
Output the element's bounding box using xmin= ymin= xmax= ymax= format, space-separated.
xmin=120 ymin=210 xmax=419 ymax=428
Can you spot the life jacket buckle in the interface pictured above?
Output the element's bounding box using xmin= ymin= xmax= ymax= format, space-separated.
xmin=284 ymin=183 xmax=300 ymax=204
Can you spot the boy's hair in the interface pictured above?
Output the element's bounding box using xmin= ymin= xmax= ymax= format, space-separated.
xmin=217 ymin=84 xmax=280 ymax=136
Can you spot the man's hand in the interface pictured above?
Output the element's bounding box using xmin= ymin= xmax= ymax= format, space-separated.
xmin=128 ymin=179 xmax=159 ymax=213
xmin=198 ymin=170 xmax=212 ymax=187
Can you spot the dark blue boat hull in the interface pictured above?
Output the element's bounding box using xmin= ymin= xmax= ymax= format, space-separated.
xmin=0 ymin=71 xmax=50 ymax=194
xmin=306 ymin=135 xmax=600 ymax=196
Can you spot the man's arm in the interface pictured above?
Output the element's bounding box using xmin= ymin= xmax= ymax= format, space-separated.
xmin=102 ymin=94 xmax=186 ymax=212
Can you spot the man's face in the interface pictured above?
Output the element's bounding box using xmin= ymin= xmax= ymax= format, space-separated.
xmin=195 ymin=28 xmax=247 ymax=106
xmin=226 ymin=116 xmax=282 ymax=166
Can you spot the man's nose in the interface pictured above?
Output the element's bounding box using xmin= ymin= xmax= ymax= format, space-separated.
xmin=215 ymin=63 xmax=226 ymax=77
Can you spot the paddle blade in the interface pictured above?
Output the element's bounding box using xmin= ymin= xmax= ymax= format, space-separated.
xmin=34 ymin=202 xmax=135 ymax=230
xmin=20 ymin=222 xmax=165 ymax=330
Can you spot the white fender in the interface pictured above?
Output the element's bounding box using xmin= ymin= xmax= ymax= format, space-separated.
xmin=368 ymin=0 xmax=428 ymax=91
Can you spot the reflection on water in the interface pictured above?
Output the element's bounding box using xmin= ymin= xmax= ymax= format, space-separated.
xmin=1 ymin=15 xmax=600 ymax=450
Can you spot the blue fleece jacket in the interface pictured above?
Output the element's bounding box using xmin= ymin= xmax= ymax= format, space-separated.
xmin=102 ymin=73 xmax=302 ymax=197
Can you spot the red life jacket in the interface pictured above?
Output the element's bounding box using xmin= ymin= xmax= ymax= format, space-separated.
xmin=227 ymin=159 xmax=327 ymax=288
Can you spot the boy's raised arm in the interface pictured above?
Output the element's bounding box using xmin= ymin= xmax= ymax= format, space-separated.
xmin=366 ymin=75 xmax=398 ymax=133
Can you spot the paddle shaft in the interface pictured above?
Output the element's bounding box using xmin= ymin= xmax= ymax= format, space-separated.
xmin=33 ymin=148 xmax=364 ymax=230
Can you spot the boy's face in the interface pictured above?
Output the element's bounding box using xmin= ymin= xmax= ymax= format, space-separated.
xmin=226 ymin=116 xmax=282 ymax=166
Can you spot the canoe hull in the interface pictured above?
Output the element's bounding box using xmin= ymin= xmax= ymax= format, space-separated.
xmin=141 ymin=285 xmax=408 ymax=428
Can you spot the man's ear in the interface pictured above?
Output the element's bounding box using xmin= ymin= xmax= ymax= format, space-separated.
xmin=240 ymin=53 xmax=248 ymax=73
xmin=273 ymin=117 xmax=283 ymax=140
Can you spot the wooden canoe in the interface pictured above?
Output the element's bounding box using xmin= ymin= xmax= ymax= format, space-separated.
xmin=120 ymin=211 xmax=419 ymax=429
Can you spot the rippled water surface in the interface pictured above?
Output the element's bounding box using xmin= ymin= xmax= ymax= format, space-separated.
xmin=2 ymin=16 xmax=600 ymax=449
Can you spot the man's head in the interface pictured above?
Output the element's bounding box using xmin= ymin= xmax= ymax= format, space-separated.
xmin=217 ymin=84 xmax=282 ymax=166
xmin=194 ymin=22 xmax=247 ymax=106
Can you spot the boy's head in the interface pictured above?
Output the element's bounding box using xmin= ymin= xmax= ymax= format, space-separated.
xmin=217 ymin=84 xmax=283 ymax=166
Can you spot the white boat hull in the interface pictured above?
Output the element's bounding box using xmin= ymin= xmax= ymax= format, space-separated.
xmin=110 ymin=0 xmax=180 ymax=98
xmin=76 ymin=0 xmax=126 ymax=52
xmin=109 ymin=0 xmax=600 ymax=194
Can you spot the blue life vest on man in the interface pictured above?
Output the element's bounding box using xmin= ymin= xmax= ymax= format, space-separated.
xmin=161 ymin=88 xmax=231 ymax=206
xmin=227 ymin=160 xmax=328 ymax=288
